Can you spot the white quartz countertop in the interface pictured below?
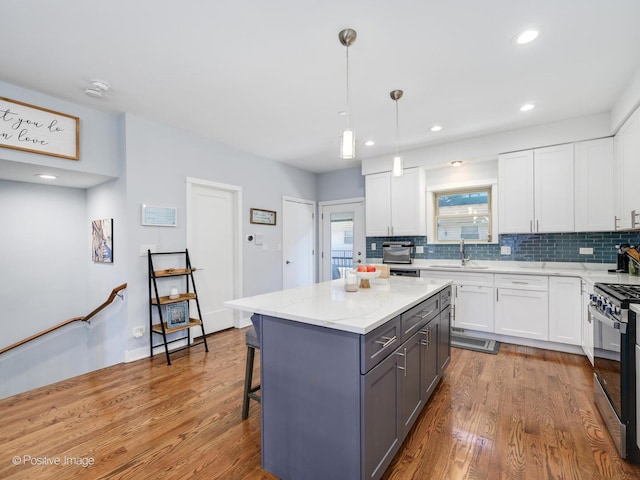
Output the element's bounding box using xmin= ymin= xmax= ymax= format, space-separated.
xmin=375 ymin=259 xmax=640 ymax=286
xmin=225 ymin=277 xmax=451 ymax=335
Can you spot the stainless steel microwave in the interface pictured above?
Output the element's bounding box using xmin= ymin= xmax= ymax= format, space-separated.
xmin=382 ymin=242 xmax=413 ymax=264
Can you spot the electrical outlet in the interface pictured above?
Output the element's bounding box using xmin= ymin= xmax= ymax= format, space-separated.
xmin=140 ymin=244 xmax=157 ymax=256
xmin=415 ymin=246 xmax=424 ymax=254
xmin=371 ymin=243 xmax=376 ymax=251
xmin=500 ymin=246 xmax=511 ymax=255
xmin=579 ymin=247 xmax=594 ymax=255
xmin=133 ymin=326 xmax=145 ymax=338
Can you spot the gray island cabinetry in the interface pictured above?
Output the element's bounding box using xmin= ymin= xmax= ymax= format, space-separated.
xmin=226 ymin=277 xmax=452 ymax=480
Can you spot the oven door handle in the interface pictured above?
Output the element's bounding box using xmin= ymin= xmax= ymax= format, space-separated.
xmin=589 ymin=304 xmax=627 ymax=334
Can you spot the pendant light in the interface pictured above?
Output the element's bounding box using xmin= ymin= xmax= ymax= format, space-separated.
xmin=339 ymin=28 xmax=357 ymax=159
xmin=390 ymin=89 xmax=404 ymax=176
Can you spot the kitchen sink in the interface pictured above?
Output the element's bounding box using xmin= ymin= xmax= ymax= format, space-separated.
xmin=428 ymin=264 xmax=489 ymax=269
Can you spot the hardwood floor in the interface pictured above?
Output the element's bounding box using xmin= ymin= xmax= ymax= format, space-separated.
xmin=2 ymin=328 xmax=640 ymax=480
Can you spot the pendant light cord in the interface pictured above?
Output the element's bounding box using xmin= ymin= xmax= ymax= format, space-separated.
xmin=395 ymin=99 xmax=399 ymax=157
xmin=346 ymin=46 xmax=350 ymax=130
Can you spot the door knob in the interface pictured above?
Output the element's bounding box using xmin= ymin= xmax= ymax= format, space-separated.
xmin=286 ymin=260 xmax=292 ymax=264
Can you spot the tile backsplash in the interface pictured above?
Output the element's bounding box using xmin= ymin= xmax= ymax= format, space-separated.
xmin=367 ymin=232 xmax=640 ymax=263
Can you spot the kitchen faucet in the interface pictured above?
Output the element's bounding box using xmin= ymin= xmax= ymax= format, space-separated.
xmin=460 ymin=239 xmax=470 ymax=266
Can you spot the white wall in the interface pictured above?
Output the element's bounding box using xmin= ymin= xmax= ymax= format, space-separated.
xmin=361 ymin=112 xmax=611 ymax=175
xmin=0 ymin=80 xmax=120 ymax=178
xmin=0 ymin=181 xmax=90 ymax=397
xmin=611 ymin=65 xmax=640 ymax=132
xmin=121 ymin=114 xmax=318 ymax=360
xmin=317 ymin=167 xmax=365 ymax=202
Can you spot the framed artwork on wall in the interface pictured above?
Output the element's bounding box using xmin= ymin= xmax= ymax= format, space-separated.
xmin=0 ymin=96 xmax=80 ymax=160
xmin=166 ymin=301 xmax=189 ymax=328
xmin=92 ymin=218 xmax=113 ymax=263
xmin=250 ymin=208 xmax=277 ymax=225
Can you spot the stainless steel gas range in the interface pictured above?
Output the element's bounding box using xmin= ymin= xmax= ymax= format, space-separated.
xmin=592 ymin=283 xmax=640 ymax=463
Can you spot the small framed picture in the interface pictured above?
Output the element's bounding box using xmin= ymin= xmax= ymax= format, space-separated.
xmin=141 ymin=204 xmax=178 ymax=227
xmin=166 ymin=301 xmax=189 ymax=328
xmin=92 ymin=218 xmax=113 ymax=263
xmin=250 ymin=208 xmax=277 ymax=226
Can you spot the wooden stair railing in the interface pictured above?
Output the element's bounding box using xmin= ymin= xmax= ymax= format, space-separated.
xmin=0 ymin=283 xmax=127 ymax=356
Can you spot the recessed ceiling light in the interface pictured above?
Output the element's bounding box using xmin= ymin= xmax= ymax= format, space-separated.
xmin=451 ymin=161 xmax=463 ymax=167
xmin=430 ymin=125 xmax=442 ymax=132
xmin=36 ymin=174 xmax=57 ymax=180
xmin=515 ymin=29 xmax=539 ymax=45
xmin=364 ymin=140 xmax=375 ymax=146
xmin=520 ymin=103 xmax=535 ymax=112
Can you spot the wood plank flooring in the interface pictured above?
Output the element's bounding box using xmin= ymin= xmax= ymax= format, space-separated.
xmin=1 ymin=328 xmax=640 ymax=479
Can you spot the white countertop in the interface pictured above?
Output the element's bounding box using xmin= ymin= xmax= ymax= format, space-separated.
xmin=375 ymin=259 xmax=640 ymax=286
xmin=225 ymin=276 xmax=451 ymax=335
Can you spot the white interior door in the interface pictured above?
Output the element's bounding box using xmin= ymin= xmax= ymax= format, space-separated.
xmin=320 ymin=200 xmax=365 ymax=282
xmin=283 ymin=197 xmax=315 ymax=289
xmin=187 ymin=180 xmax=241 ymax=334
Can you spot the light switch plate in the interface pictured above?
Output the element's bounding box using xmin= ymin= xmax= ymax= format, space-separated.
xmin=579 ymin=247 xmax=594 ymax=255
xmin=500 ymin=246 xmax=511 ymax=255
xmin=140 ymin=244 xmax=157 ymax=256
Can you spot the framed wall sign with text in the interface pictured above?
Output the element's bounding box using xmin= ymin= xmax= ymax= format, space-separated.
xmin=250 ymin=208 xmax=277 ymax=226
xmin=0 ymin=97 xmax=80 ymax=160
xmin=141 ymin=204 xmax=178 ymax=227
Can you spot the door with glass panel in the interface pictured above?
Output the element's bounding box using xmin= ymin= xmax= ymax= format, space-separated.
xmin=320 ymin=200 xmax=365 ymax=282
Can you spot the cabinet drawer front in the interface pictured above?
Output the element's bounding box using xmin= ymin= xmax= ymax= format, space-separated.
xmin=494 ymin=273 xmax=548 ymax=290
xmin=401 ymin=296 xmax=439 ymax=341
xmin=422 ymin=270 xmax=494 ymax=286
xmin=440 ymin=286 xmax=452 ymax=310
xmin=361 ymin=316 xmax=402 ymax=374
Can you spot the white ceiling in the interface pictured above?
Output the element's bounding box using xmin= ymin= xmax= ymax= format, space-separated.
xmin=2 ymin=1 xmax=640 ymax=176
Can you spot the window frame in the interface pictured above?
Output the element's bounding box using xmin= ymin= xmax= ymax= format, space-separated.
xmin=426 ymin=180 xmax=498 ymax=244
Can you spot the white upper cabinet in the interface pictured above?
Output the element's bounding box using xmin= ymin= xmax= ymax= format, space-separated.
xmin=365 ymin=168 xmax=426 ymax=237
xmin=498 ymin=144 xmax=574 ymax=233
xmin=498 ymin=150 xmax=534 ymax=233
xmin=614 ymin=107 xmax=640 ymax=230
xmin=574 ymin=137 xmax=614 ymax=232
xmin=534 ymin=143 xmax=575 ymax=232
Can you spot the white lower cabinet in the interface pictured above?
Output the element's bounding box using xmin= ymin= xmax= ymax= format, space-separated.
xmin=548 ymin=277 xmax=582 ymax=345
xmin=421 ymin=271 xmax=494 ymax=334
xmin=494 ymin=274 xmax=549 ymax=341
xmin=495 ymin=288 xmax=549 ymax=340
xmin=455 ymin=285 xmax=494 ymax=332
xmin=581 ymin=280 xmax=595 ymax=365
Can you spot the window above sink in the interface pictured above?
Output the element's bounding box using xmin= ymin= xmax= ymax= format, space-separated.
xmin=427 ymin=180 xmax=498 ymax=245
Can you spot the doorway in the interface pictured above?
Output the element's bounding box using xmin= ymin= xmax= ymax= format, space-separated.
xmin=282 ymin=196 xmax=316 ymax=289
xmin=186 ymin=178 xmax=243 ymax=333
xmin=319 ymin=199 xmax=366 ymax=282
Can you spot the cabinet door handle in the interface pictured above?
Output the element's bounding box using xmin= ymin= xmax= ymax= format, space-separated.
xmin=615 ymin=216 xmax=620 ymax=230
xmin=536 ymin=220 xmax=539 ymax=232
xmin=419 ymin=326 xmax=431 ymax=349
xmin=395 ymin=348 xmax=407 ymax=376
xmin=375 ymin=335 xmax=397 ymax=349
xmin=496 ymin=288 xmax=499 ymax=302
xmin=419 ymin=307 xmax=437 ymax=319
xmin=512 ymin=281 xmax=529 ymax=285
xmin=530 ymin=220 xmax=533 ymax=232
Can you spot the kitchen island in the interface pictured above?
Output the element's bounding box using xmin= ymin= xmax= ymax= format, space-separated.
xmin=225 ymin=276 xmax=452 ymax=480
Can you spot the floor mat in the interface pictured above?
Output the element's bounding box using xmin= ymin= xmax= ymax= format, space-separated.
xmin=451 ymin=334 xmax=500 ymax=354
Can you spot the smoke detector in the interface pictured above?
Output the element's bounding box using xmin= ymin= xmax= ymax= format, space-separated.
xmin=85 ymin=79 xmax=110 ymax=98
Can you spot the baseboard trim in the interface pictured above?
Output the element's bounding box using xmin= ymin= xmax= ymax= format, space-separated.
xmin=125 ymin=347 xmax=149 ymax=363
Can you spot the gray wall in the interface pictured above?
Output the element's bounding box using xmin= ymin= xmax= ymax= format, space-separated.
xmin=0 ymin=181 xmax=92 ymax=397
xmin=317 ymin=167 xmax=365 ymax=202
